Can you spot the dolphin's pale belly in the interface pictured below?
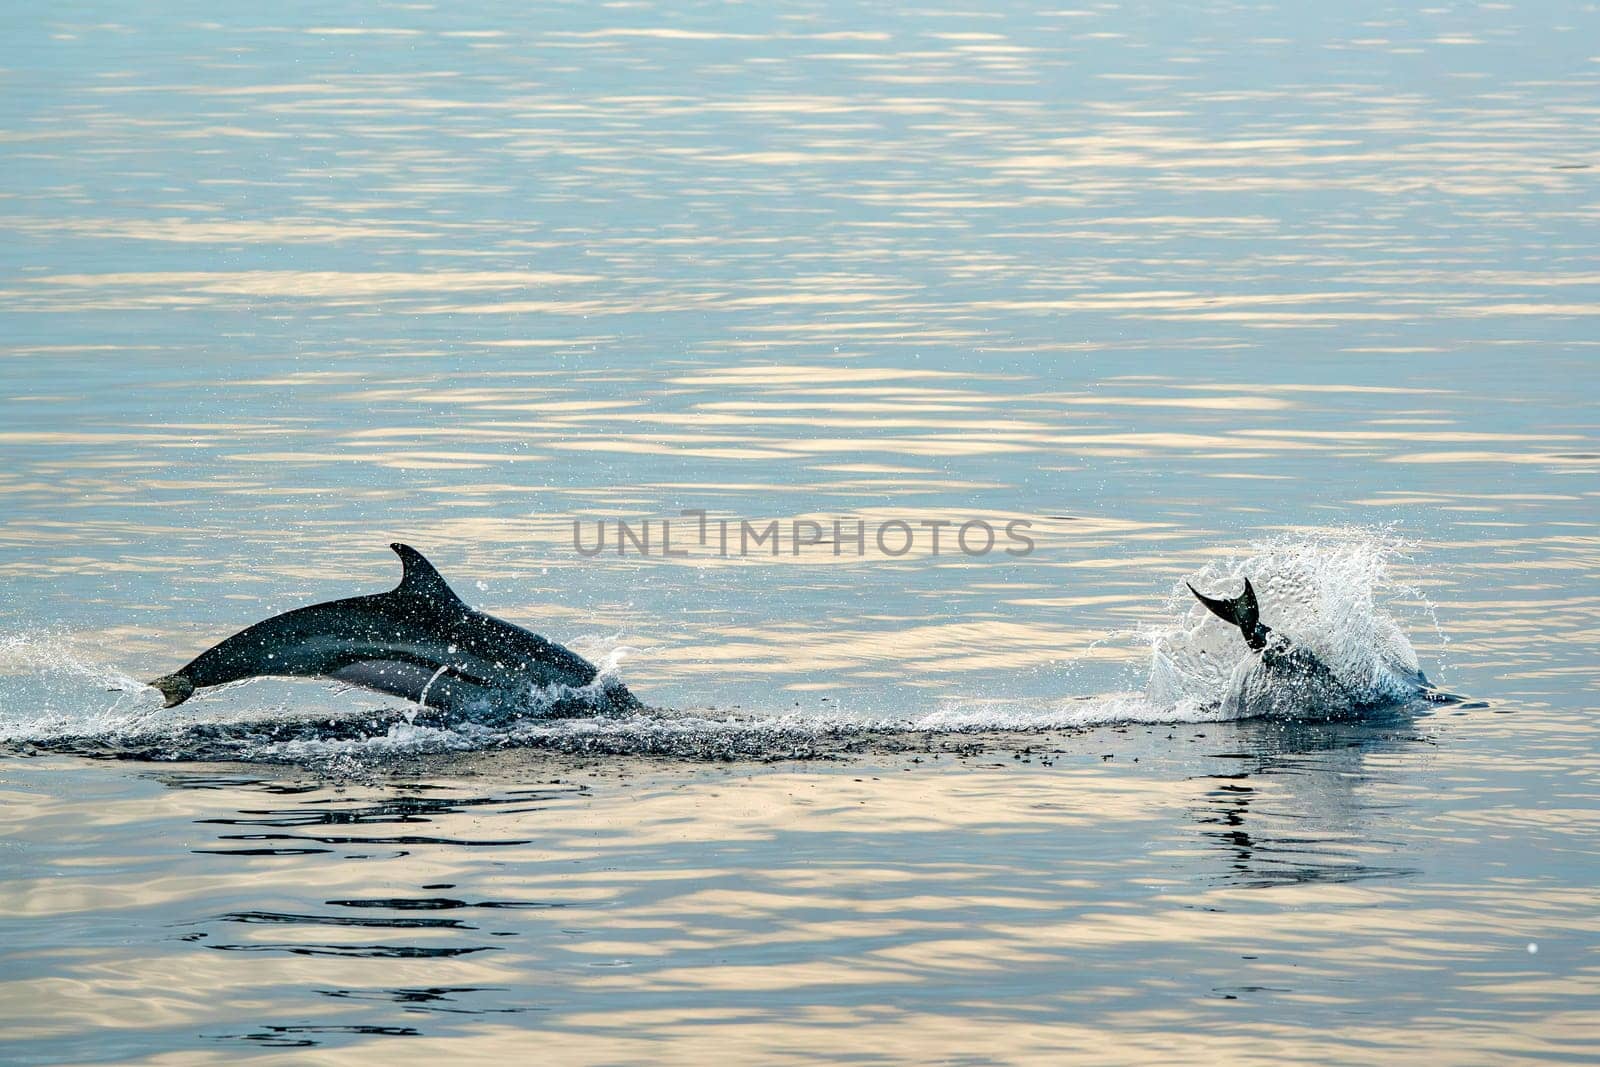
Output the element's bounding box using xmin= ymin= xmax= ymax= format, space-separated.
xmin=326 ymin=658 xmax=483 ymax=709
xmin=278 ymin=631 xmax=595 ymax=713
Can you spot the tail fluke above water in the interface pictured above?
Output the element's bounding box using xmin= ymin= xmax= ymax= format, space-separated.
xmin=1188 ymin=576 xmax=1273 ymax=651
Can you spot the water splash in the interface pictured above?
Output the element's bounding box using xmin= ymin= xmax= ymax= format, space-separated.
xmin=0 ymin=632 xmax=161 ymax=737
xmin=1144 ymin=529 xmax=1431 ymax=716
xmin=0 ymin=532 xmax=1444 ymax=765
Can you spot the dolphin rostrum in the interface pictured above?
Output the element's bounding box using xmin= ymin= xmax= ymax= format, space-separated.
xmin=150 ymin=544 xmax=640 ymax=717
xmin=1187 ymin=576 xmax=1418 ymax=720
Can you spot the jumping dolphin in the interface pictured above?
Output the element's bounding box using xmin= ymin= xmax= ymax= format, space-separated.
xmin=1187 ymin=577 xmax=1425 ymax=720
xmin=149 ymin=544 xmax=640 ymax=717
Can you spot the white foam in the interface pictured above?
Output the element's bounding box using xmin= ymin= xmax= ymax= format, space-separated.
xmin=1143 ymin=528 xmax=1430 ymax=715
xmin=0 ymin=632 xmax=162 ymax=737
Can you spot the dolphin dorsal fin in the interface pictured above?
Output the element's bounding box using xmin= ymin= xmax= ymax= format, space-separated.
xmin=389 ymin=543 xmax=465 ymax=607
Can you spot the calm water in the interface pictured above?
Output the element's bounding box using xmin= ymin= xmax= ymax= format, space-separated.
xmin=1 ymin=2 xmax=1597 ymax=1062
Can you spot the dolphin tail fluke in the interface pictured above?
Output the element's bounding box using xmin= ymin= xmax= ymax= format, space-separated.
xmin=1187 ymin=576 xmax=1271 ymax=651
xmin=150 ymin=673 xmax=195 ymax=708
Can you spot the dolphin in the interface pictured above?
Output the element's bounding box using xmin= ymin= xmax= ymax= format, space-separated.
xmin=149 ymin=543 xmax=640 ymax=718
xmin=1186 ymin=577 xmax=1425 ymax=720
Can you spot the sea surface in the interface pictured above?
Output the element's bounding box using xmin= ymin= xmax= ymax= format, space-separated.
xmin=0 ymin=2 xmax=1596 ymax=1062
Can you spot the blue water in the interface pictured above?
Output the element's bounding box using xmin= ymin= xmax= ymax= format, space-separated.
xmin=0 ymin=2 xmax=1596 ymax=1061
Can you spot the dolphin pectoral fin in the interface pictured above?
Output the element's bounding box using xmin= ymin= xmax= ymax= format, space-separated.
xmin=150 ymin=674 xmax=195 ymax=708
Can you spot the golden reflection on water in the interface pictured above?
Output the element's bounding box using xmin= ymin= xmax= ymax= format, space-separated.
xmin=1 ymin=741 xmax=1595 ymax=1062
xmin=2 ymin=3 xmax=1598 ymax=1062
